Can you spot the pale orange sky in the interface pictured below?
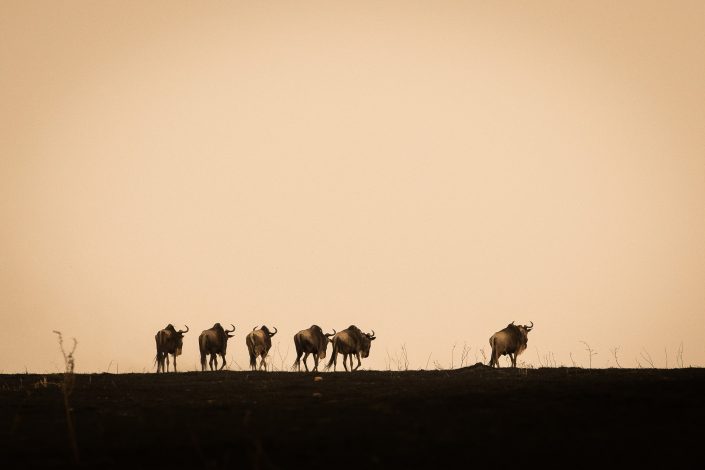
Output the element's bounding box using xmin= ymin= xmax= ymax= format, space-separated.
xmin=1 ymin=1 xmax=704 ymax=372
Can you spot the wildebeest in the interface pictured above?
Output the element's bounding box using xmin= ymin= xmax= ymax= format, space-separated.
xmin=246 ymin=325 xmax=278 ymax=371
xmin=326 ymin=325 xmax=376 ymax=372
xmin=488 ymin=321 xmax=534 ymax=368
xmin=155 ymin=324 xmax=189 ymax=373
xmin=198 ymin=323 xmax=236 ymax=371
xmin=292 ymin=325 xmax=336 ymax=372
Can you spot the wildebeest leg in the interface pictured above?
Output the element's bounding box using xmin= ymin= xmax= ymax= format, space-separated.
xmin=313 ymin=354 xmax=319 ymax=372
xmin=511 ymin=353 xmax=517 ymax=368
xmin=303 ymin=352 xmax=310 ymax=372
xmin=353 ymin=352 xmax=362 ymax=371
xmin=173 ymin=353 xmax=177 ymax=373
xmin=343 ymin=354 xmax=349 ymax=372
xmin=200 ymin=352 xmax=206 ymax=371
xmin=209 ymin=354 xmax=217 ymax=371
xmin=166 ymin=354 xmax=170 ymax=372
xmin=219 ymin=353 xmax=227 ymax=370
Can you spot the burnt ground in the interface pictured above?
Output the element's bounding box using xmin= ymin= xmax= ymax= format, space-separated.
xmin=1 ymin=366 xmax=704 ymax=468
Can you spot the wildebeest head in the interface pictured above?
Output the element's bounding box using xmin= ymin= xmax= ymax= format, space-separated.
xmin=214 ymin=323 xmax=235 ymax=354
xmin=359 ymin=329 xmax=376 ymax=358
xmin=164 ymin=324 xmax=189 ymax=355
xmin=507 ymin=321 xmax=533 ymax=349
xmin=212 ymin=323 xmax=236 ymax=339
xmin=260 ymin=325 xmax=278 ymax=337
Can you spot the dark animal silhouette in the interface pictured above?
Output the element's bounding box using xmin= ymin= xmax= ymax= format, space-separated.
xmin=326 ymin=325 xmax=376 ymax=372
xmin=155 ymin=324 xmax=189 ymax=373
xmin=198 ymin=323 xmax=236 ymax=371
xmin=488 ymin=321 xmax=534 ymax=368
xmin=246 ymin=325 xmax=278 ymax=371
xmin=292 ymin=325 xmax=335 ymax=372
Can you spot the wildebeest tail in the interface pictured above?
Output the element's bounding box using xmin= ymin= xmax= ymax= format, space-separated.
xmin=292 ymin=334 xmax=302 ymax=370
xmin=488 ymin=336 xmax=496 ymax=367
xmin=246 ymin=334 xmax=257 ymax=369
xmin=154 ymin=331 xmax=164 ymax=370
xmin=198 ymin=334 xmax=208 ymax=370
xmin=325 ymin=339 xmax=338 ymax=370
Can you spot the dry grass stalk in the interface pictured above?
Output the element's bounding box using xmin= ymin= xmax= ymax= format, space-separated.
xmin=640 ymin=348 xmax=655 ymax=368
xmin=459 ymin=343 xmax=471 ymax=368
xmin=386 ymin=345 xmax=410 ymax=371
xmin=52 ymin=330 xmax=80 ymax=465
xmin=610 ymin=347 xmax=622 ymax=368
xmin=580 ymin=341 xmax=597 ymax=369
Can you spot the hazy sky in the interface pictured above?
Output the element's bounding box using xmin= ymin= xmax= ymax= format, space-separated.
xmin=2 ymin=1 xmax=704 ymax=372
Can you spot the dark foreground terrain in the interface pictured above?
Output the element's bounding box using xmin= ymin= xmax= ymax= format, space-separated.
xmin=2 ymin=366 xmax=704 ymax=468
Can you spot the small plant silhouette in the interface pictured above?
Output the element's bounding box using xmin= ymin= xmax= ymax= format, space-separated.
xmin=53 ymin=330 xmax=79 ymax=465
xmin=676 ymin=342 xmax=685 ymax=368
xmin=389 ymin=344 xmax=409 ymax=371
xmin=639 ymin=348 xmax=655 ymax=368
xmin=459 ymin=343 xmax=471 ymax=368
xmin=610 ymin=347 xmax=622 ymax=368
xmin=580 ymin=341 xmax=597 ymax=369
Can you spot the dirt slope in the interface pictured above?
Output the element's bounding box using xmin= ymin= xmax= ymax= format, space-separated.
xmin=2 ymin=367 xmax=703 ymax=468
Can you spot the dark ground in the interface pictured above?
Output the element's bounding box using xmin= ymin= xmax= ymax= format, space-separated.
xmin=2 ymin=366 xmax=704 ymax=468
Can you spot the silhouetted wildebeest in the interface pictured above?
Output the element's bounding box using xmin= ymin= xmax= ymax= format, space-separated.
xmin=198 ymin=323 xmax=236 ymax=371
xmin=155 ymin=324 xmax=189 ymax=373
xmin=326 ymin=325 xmax=376 ymax=372
xmin=246 ymin=325 xmax=278 ymax=371
xmin=488 ymin=321 xmax=534 ymax=368
xmin=292 ymin=325 xmax=336 ymax=372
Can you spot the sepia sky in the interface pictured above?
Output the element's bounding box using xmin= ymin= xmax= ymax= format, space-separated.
xmin=1 ymin=1 xmax=704 ymax=372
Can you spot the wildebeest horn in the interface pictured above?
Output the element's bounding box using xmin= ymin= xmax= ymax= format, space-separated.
xmin=325 ymin=329 xmax=336 ymax=337
xmin=178 ymin=325 xmax=189 ymax=334
xmin=269 ymin=326 xmax=278 ymax=337
xmin=253 ymin=326 xmax=258 ymax=331
xmin=526 ymin=321 xmax=534 ymax=330
xmin=226 ymin=324 xmax=236 ymax=333
xmin=368 ymin=329 xmax=376 ymax=340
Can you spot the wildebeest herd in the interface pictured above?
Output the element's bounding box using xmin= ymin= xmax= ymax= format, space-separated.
xmin=155 ymin=321 xmax=533 ymax=372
